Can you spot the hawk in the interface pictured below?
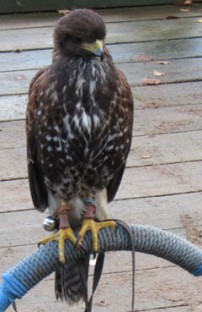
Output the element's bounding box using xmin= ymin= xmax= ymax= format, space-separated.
xmin=26 ymin=9 xmax=133 ymax=306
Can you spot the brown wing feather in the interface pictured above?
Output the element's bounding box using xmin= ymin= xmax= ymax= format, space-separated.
xmin=26 ymin=68 xmax=49 ymax=211
xmin=107 ymin=69 xmax=133 ymax=202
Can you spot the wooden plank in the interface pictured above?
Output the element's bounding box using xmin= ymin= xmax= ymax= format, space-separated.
xmin=134 ymin=104 xmax=202 ymax=137
xmin=107 ymin=17 xmax=202 ymax=44
xmin=1 ymin=82 xmax=202 ymax=122
xmin=1 ymin=58 xmax=202 ymax=96
xmin=1 ymin=160 xmax=202 ymax=212
xmin=1 ymin=190 xmax=201 ymax=234
xmin=119 ymin=161 xmax=202 ymax=200
xmin=0 ymin=210 xmax=45 ymax=247
xmin=117 ymin=58 xmax=202 ymax=87
xmin=110 ymin=38 xmax=202 ymax=64
xmin=0 ymin=13 xmax=57 ymax=31
xmin=92 ymin=267 xmax=202 ymax=311
xmin=133 ymin=82 xmax=202 ymax=110
xmin=0 ymin=147 xmax=27 ymax=180
xmin=0 ymin=95 xmax=27 ymax=121
xmin=1 ymin=130 xmax=202 ymax=180
xmin=129 ymin=130 xmax=202 ymax=167
xmin=0 ymin=120 xmax=25 ymax=150
xmin=110 ymin=192 xmax=202 ymax=231
xmin=0 ymin=179 xmax=32 ymax=212
xmin=0 ymin=0 xmax=182 ymax=14
xmin=1 ymin=38 xmax=202 ymax=72
xmin=0 ymin=50 xmax=52 ymax=72
xmin=99 ymin=4 xmax=202 ymax=22
xmin=1 ymin=5 xmax=202 ymax=30
xmin=1 ymin=17 xmax=202 ymax=52
xmin=1 ymin=204 xmax=190 ymax=246
xmin=0 ymin=69 xmax=35 ymax=96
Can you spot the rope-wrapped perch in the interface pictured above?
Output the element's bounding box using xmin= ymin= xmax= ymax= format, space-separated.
xmin=1 ymin=223 xmax=202 ymax=311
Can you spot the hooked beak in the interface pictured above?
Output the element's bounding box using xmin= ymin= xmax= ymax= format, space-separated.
xmin=82 ymin=40 xmax=104 ymax=60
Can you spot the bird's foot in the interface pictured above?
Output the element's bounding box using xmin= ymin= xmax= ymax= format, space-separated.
xmin=39 ymin=227 xmax=77 ymax=263
xmin=39 ymin=203 xmax=77 ymax=263
xmin=77 ymin=218 xmax=116 ymax=252
xmin=77 ymin=198 xmax=116 ymax=251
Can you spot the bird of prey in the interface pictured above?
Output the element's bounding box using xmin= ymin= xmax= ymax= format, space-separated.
xmin=26 ymin=8 xmax=133 ymax=306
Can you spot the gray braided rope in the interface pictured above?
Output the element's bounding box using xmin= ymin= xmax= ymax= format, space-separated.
xmin=5 ymin=223 xmax=202 ymax=295
xmin=1 ymin=223 xmax=202 ymax=311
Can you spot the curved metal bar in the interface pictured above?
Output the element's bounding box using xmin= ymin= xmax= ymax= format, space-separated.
xmin=0 ymin=223 xmax=202 ymax=311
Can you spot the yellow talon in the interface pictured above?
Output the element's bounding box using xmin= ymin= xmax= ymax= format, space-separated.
xmin=39 ymin=227 xmax=77 ymax=263
xmin=77 ymin=219 xmax=116 ymax=252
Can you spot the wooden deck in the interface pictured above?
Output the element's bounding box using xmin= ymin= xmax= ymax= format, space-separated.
xmin=0 ymin=4 xmax=202 ymax=311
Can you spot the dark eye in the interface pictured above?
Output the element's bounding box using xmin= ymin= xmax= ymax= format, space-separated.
xmin=86 ymin=38 xmax=95 ymax=44
xmin=74 ymin=36 xmax=82 ymax=43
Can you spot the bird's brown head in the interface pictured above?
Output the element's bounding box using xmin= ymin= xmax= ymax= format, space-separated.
xmin=53 ymin=9 xmax=106 ymax=60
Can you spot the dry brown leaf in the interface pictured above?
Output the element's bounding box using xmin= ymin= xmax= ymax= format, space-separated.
xmin=157 ymin=61 xmax=170 ymax=65
xmin=141 ymin=155 xmax=151 ymax=159
xmin=14 ymin=48 xmax=22 ymax=53
xmin=166 ymin=16 xmax=179 ymax=19
xmin=58 ymin=9 xmax=71 ymax=15
xmin=153 ymin=70 xmax=165 ymax=77
xmin=156 ymin=61 xmax=167 ymax=65
xmin=143 ymin=78 xmax=161 ymax=85
xmin=180 ymin=8 xmax=190 ymax=12
xmin=132 ymin=54 xmax=153 ymax=62
xmin=184 ymin=0 xmax=192 ymax=4
xmin=16 ymin=74 xmax=25 ymax=80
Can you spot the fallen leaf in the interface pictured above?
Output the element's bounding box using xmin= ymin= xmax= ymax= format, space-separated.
xmin=184 ymin=0 xmax=192 ymax=4
xmin=132 ymin=54 xmax=153 ymax=62
xmin=143 ymin=78 xmax=161 ymax=85
xmin=153 ymin=70 xmax=165 ymax=77
xmin=197 ymin=19 xmax=202 ymax=23
xmin=156 ymin=61 xmax=170 ymax=65
xmin=141 ymin=155 xmax=151 ymax=159
xmin=16 ymin=74 xmax=25 ymax=80
xmin=180 ymin=8 xmax=190 ymax=12
xmin=175 ymin=1 xmax=192 ymax=5
xmin=166 ymin=16 xmax=179 ymax=19
xmin=57 ymin=9 xmax=70 ymax=15
xmin=14 ymin=48 xmax=22 ymax=53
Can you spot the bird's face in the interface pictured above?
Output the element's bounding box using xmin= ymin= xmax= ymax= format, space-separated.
xmin=54 ymin=9 xmax=106 ymax=61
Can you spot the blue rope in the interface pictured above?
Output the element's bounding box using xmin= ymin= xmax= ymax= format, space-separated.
xmin=0 ymin=273 xmax=28 ymax=310
xmin=0 ymin=223 xmax=202 ymax=311
xmin=192 ymin=264 xmax=202 ymax=277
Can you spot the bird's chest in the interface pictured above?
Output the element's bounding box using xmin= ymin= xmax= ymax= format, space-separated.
xmin=39 ymin=104 xmax=123 ymax=198
xmin=36 ymin=63 xmax=129 ymax=197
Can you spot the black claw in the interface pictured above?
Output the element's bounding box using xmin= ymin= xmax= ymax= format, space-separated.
xmin=38 ymin=242 xmax=42 ymax=248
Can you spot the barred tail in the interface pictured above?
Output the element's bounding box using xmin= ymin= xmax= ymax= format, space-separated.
xmin=55 ymin=256 xmax=90 ymax=305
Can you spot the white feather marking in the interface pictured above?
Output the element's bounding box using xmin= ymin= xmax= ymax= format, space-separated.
xmin=93 ymin=114 xmax=100 ymax=127
xmin=107 ymin=133 xmax=117 ymax=142
xmin=81 ymin=111 xmax=91 ymax=131
xmin=47 ymin=146 xmax=53 ymax=152
xmin=54 ymin=125 xmax=60 ymax=133
xmin=47 ymin=191 xmax=61 ymax=214
xmin=68 ymin=197 xmax=86 ymax=224
xmin=76 ymin=77 xmax=85 ymax=97
xmin=46 ymin=135 xmax=52 ymax=141
xmin=94 ymin=189 xmax=109 ymax=221
xmin=63 ymin=114 xmax=74 ymax=140
xmin=89 ymin=80 xmax=96 ymax=94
